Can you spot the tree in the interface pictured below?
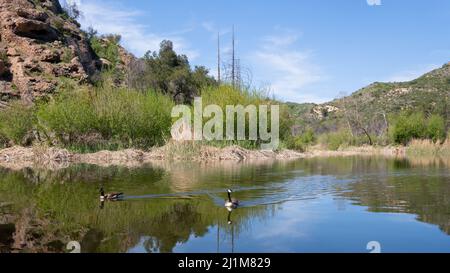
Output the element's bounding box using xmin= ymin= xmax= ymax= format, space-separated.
xmin=127 ymin=40 xmax=216 ymax=103
xmin=426 ymin=114 xmax=446 ymax=143
xmin=391 ymin=112 xmax=427 ymax=144
xmin=340 ymin=96 xmax=374 ymax=145
xmin=85 ymin=27 xmax=98 ymax=40
xmin=64 ymin=1 xmax=81 ymax=20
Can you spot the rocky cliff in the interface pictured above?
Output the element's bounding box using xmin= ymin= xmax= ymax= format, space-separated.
xmin=0 ymin=0 xmax=101 ymax=105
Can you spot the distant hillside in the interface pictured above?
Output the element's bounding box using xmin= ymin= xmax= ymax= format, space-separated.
xmin=289 ymin=62 xmax=450 ymax=135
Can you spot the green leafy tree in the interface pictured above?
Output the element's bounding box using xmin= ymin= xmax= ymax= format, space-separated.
xmin=426 ymin=114 xmax=446 ymax=143
xmin=138 ymin=40 xmax=216 ymax=103
xmin=390 ymin=112 xmax=445 ymax=144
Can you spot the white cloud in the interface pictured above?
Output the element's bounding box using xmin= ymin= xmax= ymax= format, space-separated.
xmin=200 ymin=21 xmax=232 ymax=44
xmin=367 ymin=0 xmax=382 ymax=6
xmin=261 ymin=30 xmax=301 ymax=48
xmin=250 ymin=31 xmax=324 ymax=103
xmin=385 ymin=64 xmax=440 ymax=82
xmin=64 ymin=0 xmax=80 ymax=6
xmin=64 ymin=0 xmax=198 ymax=59
xmin=201 ymin=21 xmax=216 ymax=33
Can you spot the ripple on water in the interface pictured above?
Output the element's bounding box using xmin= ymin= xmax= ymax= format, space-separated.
xmin=123 ymin=175 xmax=355 ymax=209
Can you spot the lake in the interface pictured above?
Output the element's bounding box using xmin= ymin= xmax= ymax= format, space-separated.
xmin=1 ymin=156 xmax=450 ymax=253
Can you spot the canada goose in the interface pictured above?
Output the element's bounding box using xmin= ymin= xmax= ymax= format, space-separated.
xmin=225 ymin=189 xmax=239 ymax=209
xmin=99 ymin=187 xmax=124 ymax=201
xmin=227 ymin=210 xmax=233 ymax=225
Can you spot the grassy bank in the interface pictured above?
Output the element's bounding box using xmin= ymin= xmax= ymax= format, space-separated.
xmin=0 ymin=76 xmax=446 ymax=155
xmin=406 ymin=139 xmax=450 ymax=157
xmin=0 ymin=84 xmax=292 ymax=153
xmin=0 ymin=87 xmax=174 ymax=152
xmin=283 ymin=110 xmax=448 ymax=154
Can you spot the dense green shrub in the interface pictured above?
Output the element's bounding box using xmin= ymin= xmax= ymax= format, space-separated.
xmin=391 ymin=112 xmax=424 ymax=144
xmin=426 ymin=114 xmax=446 ymax=143
xmin=391 ymin=112 xmax=446 ymax=144
xmin=0 ymin=101 xmax=36 ymax=145
xmin=93 ymin=88 xmax=174 ymax=148
xmin=37 ymin=87 xmax=174 ymax=151
xmin=285 ymin=129 xmax=316 ymax=152
xmin=318 ymin=129 xmax=353 ymax=151
xmin=37 ymin=89 xmax=98 ymax=143
xmin=200 ymin=85 xmax=291 ymax=149
xmin=201 ymin=85 xmax=266 ymax=108
xmin=90 ymin=35 xmax=121 ymax=66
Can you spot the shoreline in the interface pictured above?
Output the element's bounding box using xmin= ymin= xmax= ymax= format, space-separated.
xmin=0 ymin=143 xmax=406 ymax=170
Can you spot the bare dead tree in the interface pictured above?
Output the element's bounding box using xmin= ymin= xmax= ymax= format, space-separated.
xmin=337 ymin=91 xmax=354 ymax=137
xmin=221 ymin=58 xmax=252 ymax=90
xmin=340 ymin=96 xmax=375 ymax=145
xmin=231 ymin=25 xmax=235 ymax=88
xmin=217 ymin=32 xmax=221 ymax=85
xmin=125 ymin=58 xmax=148 ymax=91
xmin=236 ymin=59 xmax=241 ymax=90
xmin=217 ymin=25 xmax=253 ymax=90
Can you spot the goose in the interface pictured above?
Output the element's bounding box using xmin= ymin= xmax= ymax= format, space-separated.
xmin=227 ymin=210 xmax=233 ymax=225
xmin=224 ymin=189 xmax=239 ymax=209
xmin=99 ymin=187 xmax=124 ymax=201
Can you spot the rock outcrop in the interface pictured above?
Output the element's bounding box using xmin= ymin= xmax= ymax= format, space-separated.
xmin=0 ymin=0 xmax=101 ymax=104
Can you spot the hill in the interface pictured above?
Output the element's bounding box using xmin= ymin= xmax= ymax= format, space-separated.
xmin=289 ymin=62 xmax=450 ymax=136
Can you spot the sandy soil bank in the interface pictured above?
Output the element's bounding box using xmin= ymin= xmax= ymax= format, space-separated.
xmin=0 ymin=144 xmax=406 ymax=170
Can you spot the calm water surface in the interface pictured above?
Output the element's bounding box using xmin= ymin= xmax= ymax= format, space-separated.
xmin=1 ymin=156 xmax=450 ymax=253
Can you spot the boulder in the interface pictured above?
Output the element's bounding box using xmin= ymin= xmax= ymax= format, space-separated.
xmin=16 ymin=8 xmax=49 ymax=22
xmin=40 ymin=0 xmax=64 ymax=15
xmin=6 ymin=48 xmax=20 ymax=57
xmin=12 ymin=18 xmax=58 ymax=41
xmin=99 ymin=58 xmax=112 ymax=69
xmin=40 ymin=49 xmax=61 ymax=63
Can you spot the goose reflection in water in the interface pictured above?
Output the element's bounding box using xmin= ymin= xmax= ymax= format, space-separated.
xmin=216 ymin=208 xmax=236 ymax=253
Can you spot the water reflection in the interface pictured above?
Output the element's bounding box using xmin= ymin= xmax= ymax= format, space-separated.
xmin=0 ymin=156 xmax=450 ymax=252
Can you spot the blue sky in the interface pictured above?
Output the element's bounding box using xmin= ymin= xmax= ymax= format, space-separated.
xmin=63 ymin=0 xmax=450 ymax=103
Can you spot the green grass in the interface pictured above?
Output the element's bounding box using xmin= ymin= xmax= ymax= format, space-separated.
xmin=0 ymin=101 xmax=36 ymax=145
xmin=316 ymin=129 xmax=388 ymax=150
xmin=318 ymin=129 xmax=353 ymax=151
xmin=61 ymin=47 xmax=74 ymax=63
xmin=200 ymin=85 xmax=292 ymax=149
xmin=406 ymin=138 xmax=450 ymax=157
xmin=0 ymin=133 xmax=8 ymax=148
xmin=285 ymin=128 xmax=315 ymax=152
xmin=37 ymin=87 xmax=174 ymax=151
xmin=0 ymin=83 xmax=292 ymax=152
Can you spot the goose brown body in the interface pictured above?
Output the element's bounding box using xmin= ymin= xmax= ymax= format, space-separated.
xmin=100 ymin=188 xmax=124 ymax=201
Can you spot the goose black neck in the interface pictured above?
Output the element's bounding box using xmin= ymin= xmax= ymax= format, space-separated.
xmin=227 ymin=191 xmax=232 ymax=202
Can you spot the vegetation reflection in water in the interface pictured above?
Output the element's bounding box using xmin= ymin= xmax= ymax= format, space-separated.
xmin=1 ymin=156 xmax=450 ymax=253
